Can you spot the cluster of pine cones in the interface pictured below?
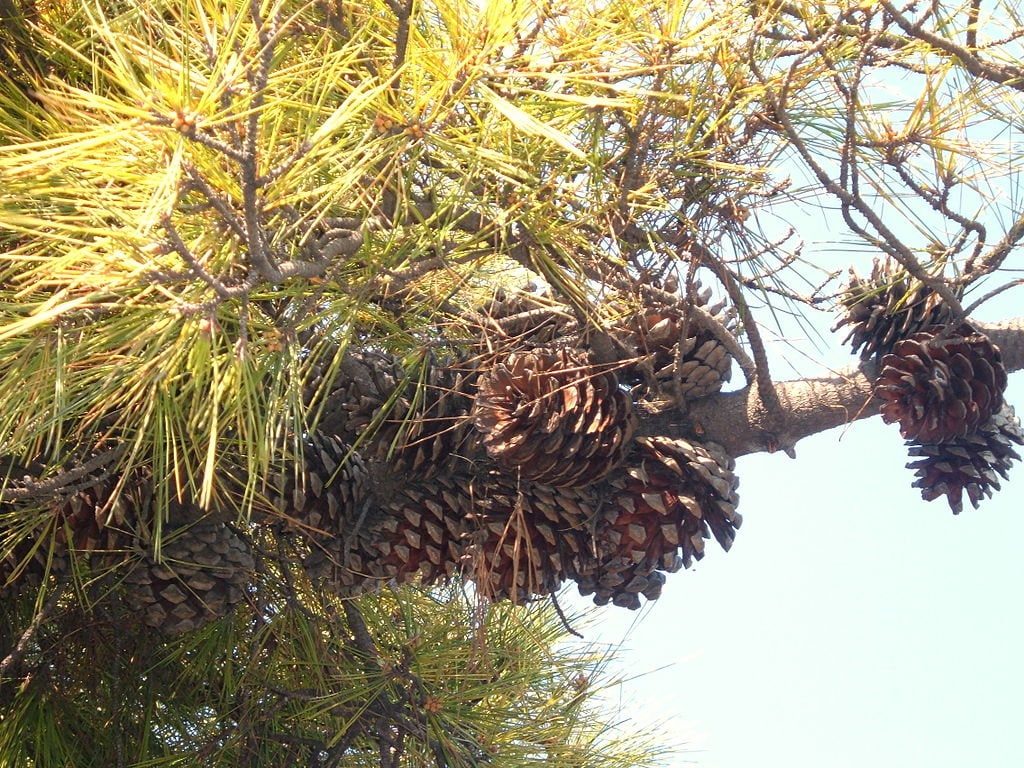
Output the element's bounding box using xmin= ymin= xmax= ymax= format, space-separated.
xmin=835 ymin=261 xmax=1023 ymax=513
xmin=0 ymin=469 xmax=256 ymax=635
xmin=1 ymin=284 xmax=743 ymax=633
xmin=299 ymin=284 xmax=741 ymax=611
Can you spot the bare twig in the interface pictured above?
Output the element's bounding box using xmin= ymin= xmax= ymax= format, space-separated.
xmin=963 ymin=278 xmax=1024 ymax=317
xmin=386 ymin=0 xmax=415 ymax=89
xmin=747 ymin=47 xmax=966 ymax=319
xmin=0 ymin=578 xmax=68 ymax=681
xmin=257 ymin=138 xmax=313 ymax=188
xmin=880 ymin=1 xmax=1024 ymax=92
xmin=0 ymin=447 xmax=123 ymax=502
xmin=964 ymin=211 xmax=1024 ymax=280
xmin=235 ymin=0 xmax=283 ymax=282
xmin=161 ymin=215 xmax=236 ymax=299
xmin=175 ymin=270 xmax=262 ymax=315
xmin=966 ymin=0 xmax=982 ymax=51
xmin=184 ymin=164 xmax=248 ymax=239
xmin=549 ymin=592 xmax=583 ymax=639
xmin=700 ymin=250 xmax=782 ymax=421
xmin=889 ymin=160 xmax=986 ymax=262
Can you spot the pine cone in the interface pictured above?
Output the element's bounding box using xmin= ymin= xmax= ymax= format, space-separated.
xmin=2 ymin=471 xmax=141 ymax=594
xmin=261 ymin=432 xmax=369 ymax=537
xmin=304 ymin=471 xmax=473 ymax=596
xmin=574 ymin=436 xmax=740 ymax=610
xmin=473 ymin=348 xmax=634 ymax=487
xmin=906 ymin=405 xmax=1024 ymax=513
xmin=308 ymin=347 xmax=405 ymax=442
xmin=462 ymin=475 xmax=594 ymax=604
xmin=875 ymin=325 xmax=1007 ymax=443
xmin=615 ymin=283 xmax=736 ymax=401
xmin=370 ymin=355 xmax=477 ymax=478
xmin=123 ymin=520 xmax=254 ymax=635
xmin=470 ymin=286 xmax=576 ymax=348
xmin=371 ymin=472 xmax=473 ymax=586
xmin=572 ymin=555 xmax=667 ymax=611
xmin=834 ymin=261 xmax=955 ymax=360
xmin=315 ymin=350 xmax=477 ymax=479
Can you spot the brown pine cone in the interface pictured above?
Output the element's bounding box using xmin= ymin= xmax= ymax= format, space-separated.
xmin=615 ymin=283 xmax=736 ymax=401
xmin=473 ymin=348 xmax=634 ymax=487
xmin=304 ymin=471 xmax=473 ymax=596
xmin=906 ymin=405 xmax=1024 ymax=513
xmin=259 ymin=432 xmax=368 ymax=537
xmin=315 ymin=350 xmax=477 ymax=479
xmin=123 ymin=520 xmax=254 ymax=635
xmin=574 ymin=436 xmax=740 ymax=610
xmin=834 ymin=260 xmax=956 ymax=360
xmin=461 ymin=474 xmax=594 ymax=604
xmin=875 ymin=325 xmax=1007 ymax=443
xmin=1 ymin=470 xmax=143 ymax=594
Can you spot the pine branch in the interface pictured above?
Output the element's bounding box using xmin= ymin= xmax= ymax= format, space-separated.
xmin=676 ymin=318 xmax=1024 ymax=458
xmin=880 ymin=0 xmax=1024 ymax=92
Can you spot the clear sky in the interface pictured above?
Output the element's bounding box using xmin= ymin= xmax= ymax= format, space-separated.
xmin=570 ymin=298 xmax=1024 ymax=768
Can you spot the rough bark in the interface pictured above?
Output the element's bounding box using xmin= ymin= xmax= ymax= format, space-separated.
xmin=647 ymin=318 xmax=1024 ymax=458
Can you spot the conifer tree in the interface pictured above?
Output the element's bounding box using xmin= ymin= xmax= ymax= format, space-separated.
xmin=2 ymin=1 xmax=1022 ymax=765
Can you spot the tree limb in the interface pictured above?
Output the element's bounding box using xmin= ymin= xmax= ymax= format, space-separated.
xmin=880 ymin=1 xmax=1024 ymax=93
xmin=676 ymin=318 xmax=1024 ymax=458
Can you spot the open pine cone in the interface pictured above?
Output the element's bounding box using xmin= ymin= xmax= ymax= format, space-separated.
xmin=834 ymin=261 xmax=956 ymax=360
xmin=875 ymin=325 xmax=1007 ymax=443
xmin=260 ymin=432 xmax=369 ymax=537
xmin=473 ymin=348 xmax=634 ymax=487
xmin=366 ymin=355 xmax=477 ymax=478
xmin=304 ymin=470 xmax=473 ymax=596
xmin=461 ymin=474 xmax=594 ymax=604
xmin=574 ymin=436 xmax=741 ymax=610
xmin=317 ymin=351 xmax=477 ymax=479
xmin=1 ymin=470 xmax=142 ymax=594
xmin=906 ymin=405 xmax=1024 ymax=513
xmin=615 ymin=283 xmax=736 ymax=401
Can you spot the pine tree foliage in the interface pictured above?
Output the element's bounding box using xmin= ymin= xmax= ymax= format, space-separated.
xmin=0 ymin=580 xmax=666 ymax=767
xmin=1 ymin=0 xmax=1023 ymax=765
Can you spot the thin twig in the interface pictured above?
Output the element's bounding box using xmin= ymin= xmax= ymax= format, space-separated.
xmin=386 ymin=0 xmax=415 ymax=89
xmin=963 ymin=278 xmax=1024 ymax=317
xmin=257 ymin=139 xmax=313 ymax=188
xmin=238 ymin=0 xmax=283 ymax=283
xmin=0 ymin=447 xmax=123 ymax=502
xmin=161 ymin=215 xmax=235 ymax=299
xmin=893 ymin=162 xmax=986 ymax=252
xmin=175 ymin=269 xmax=261 ymax=315
xmin=549 ymin=592 xmax=583 ymax=639
xmin=184 ymin=164 xmax=248 ymax=239
xmin=150 ymin=111 xmax=248 ymax=162
xmin=697 ymin=250 xmax=780 ymax=417
xmin=747 ymin=45 xmax=966 ymax=319
xmin=964 ymin=211 xmax=1024 ymax=280
xmin=0 ymin=577 xmax=68 ymax=681
xmin=880 ymin=0 xmax=1024 ymax=92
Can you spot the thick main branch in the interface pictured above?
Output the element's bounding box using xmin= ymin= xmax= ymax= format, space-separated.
xmin=660 ymin=318 xmax=1024 ymax=458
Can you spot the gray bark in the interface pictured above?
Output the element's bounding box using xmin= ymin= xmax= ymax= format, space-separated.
xmin=646 ymin=318 xmax=1024 ymax=458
